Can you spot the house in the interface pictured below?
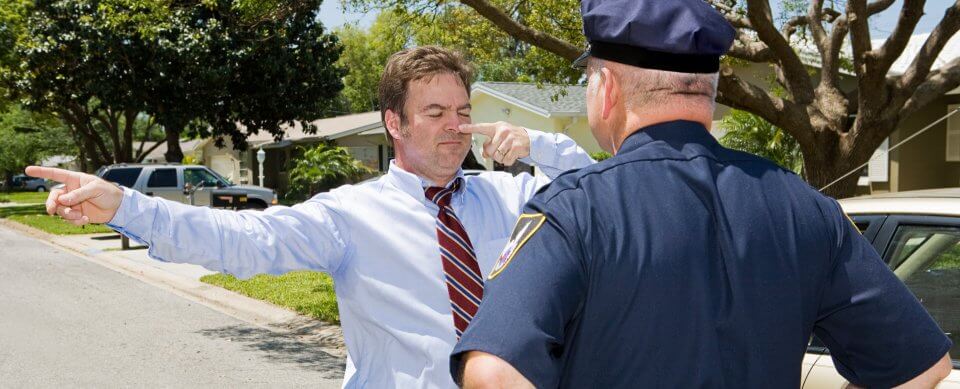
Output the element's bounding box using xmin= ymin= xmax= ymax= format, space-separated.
xmin=195 ymin=111 xmax=388 ymax=196
xmin=862 ymin=33 xmax=960 ymax=194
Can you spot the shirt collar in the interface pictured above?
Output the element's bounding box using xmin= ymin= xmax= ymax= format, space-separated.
xmin=384 ymin=160 xmax=466 ymax=201
xmin=618 ymin=120 xmax=718 ymax=154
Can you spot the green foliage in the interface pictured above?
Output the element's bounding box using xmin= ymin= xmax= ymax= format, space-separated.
xmin=590 ymin=151 xmax=612 ymax=161
xmin=336 ymin=12 xmax=410 ymax=113
xmin=0 ymin=104 xmax=74 ymax=180
xmin=201 ymin=271 xmax=340 ymax=324
xmin=3 ymin=0 xmax=346 ymax=168
xmin=336 ymin=1 xmax=585 ymax=112
xmin=720 ymin=109 xmax=804 ymax=174
xmin=287 ymin=142 xmax=374 ymax=199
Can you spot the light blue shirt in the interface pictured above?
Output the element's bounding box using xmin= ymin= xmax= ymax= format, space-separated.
xmin=107 ymin=129 xmax=594 ymax=388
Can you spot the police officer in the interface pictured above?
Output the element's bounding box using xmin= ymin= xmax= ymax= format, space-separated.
xmin=451 ymin=0 xmax=953 ymax=387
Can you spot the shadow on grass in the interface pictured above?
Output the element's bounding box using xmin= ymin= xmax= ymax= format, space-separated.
xmin=196 ymin=325 xmax=345 ymax=378
xmin=0 ymin=204 xmax=46 ymax=218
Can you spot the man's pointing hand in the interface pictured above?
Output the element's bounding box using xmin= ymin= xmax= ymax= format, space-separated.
xmin=24 ymin=166 xmax=123 ymax=226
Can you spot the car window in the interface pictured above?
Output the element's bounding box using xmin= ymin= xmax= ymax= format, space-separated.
xmin=184 ymin=168 xmax=220 ymax=188
xmin=885 ymin=225 xmax=960 ymax=360
xmin=101 ymin=168 xmax=142 ymax=188
xmin=146 ymin=169 xmax=178 ymax=188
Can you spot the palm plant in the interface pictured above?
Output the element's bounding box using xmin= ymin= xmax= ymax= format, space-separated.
xmin=719 ymin=110 xmax=804 ymax=176
xmin=287 ymin=143 xmax=374 ymax=199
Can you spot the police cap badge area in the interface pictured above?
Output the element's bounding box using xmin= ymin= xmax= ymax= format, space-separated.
xmin=489 ymin=213 xmax=546 ymax=280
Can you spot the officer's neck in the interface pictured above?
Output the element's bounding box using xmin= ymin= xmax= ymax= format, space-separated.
xmin=611 ymin=108 xmax=713 ymax=154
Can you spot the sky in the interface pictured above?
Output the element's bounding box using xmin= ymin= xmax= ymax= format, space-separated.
xmin=317 ymin=1 xmax=955 ymax=38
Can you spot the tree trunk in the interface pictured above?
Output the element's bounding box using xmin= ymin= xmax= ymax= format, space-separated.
xmin=163 ymin=124 xmax=184 ymax=163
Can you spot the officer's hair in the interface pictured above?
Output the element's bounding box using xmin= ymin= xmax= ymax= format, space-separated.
xmin=378 ymin=46 xmax=474 ymax=146
xmin=591 ymin=59 xmax=718 ymax=111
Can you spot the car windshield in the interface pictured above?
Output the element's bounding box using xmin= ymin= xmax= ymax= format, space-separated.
xmin=207 ymin=169 xmax=234 ymax=186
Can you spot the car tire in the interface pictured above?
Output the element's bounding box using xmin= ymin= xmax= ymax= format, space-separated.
xmin=36 ymin=186 xmax=46 ymax=192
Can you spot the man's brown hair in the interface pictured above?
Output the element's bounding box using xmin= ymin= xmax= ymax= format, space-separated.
xmin=378 ymin=46 xmax=474 ymax=146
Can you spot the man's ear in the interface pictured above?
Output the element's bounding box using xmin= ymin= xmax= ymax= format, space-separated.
xmin=384 ymin=109 xmax=403 ymax=143
xmin=601 ymin=67 xmax=619 ymax=120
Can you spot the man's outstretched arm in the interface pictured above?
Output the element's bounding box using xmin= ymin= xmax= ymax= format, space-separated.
xmin=459 ymin=351 xmax=534 ymax=389
xmin=25 ymin=166 xmax=348 ymax=278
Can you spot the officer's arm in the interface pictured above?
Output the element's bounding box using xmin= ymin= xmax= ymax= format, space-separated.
xmin=107 ymin=187 xmax=349 ymax=278
xmin=813 ymin=199 xmax=952 ymax=388
xmin=460 ymin=351 xmax=534 ymax=389
xmin=451 ymin=200 xmax=586 ymax=387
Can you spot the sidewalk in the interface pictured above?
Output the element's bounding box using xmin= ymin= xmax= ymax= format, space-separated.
xmin=0 ymin=219 xmax=346 ymax=358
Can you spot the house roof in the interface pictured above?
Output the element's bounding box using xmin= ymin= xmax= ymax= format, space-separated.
xmin=873 ymin=32 xmax=960 ymax=76
xmin=142 ymin=139 xmax=205 ymax=162
xmin=246 ymin=111 xmax=384 ymax=147
xmin=472 ymin=82 xmax=587 ymax=118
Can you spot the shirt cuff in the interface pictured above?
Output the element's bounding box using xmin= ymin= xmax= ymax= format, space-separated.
xmin=518 ymin=127 xmax=549 ymax=165
xmin=105 ymin=187 xmax=154 ymax=246
xmin=105 ymin=187 xmax=137 ymax=227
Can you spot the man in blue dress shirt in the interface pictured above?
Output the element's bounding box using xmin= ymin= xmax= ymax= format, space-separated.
xmin=452 ymin=0 xmax=953 ymax=388
xmin=26 ymin=46 xmax=594 ymax=387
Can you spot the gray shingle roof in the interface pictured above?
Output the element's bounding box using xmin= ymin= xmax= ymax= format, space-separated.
xmin=473 ymin=82 xmax=587 ymax=117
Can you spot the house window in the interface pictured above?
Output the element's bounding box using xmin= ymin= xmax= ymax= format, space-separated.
xmin=948 ymin=104 xmax=960 ymax=162
xmin=858 ymin=138 xmax=889 ymax=186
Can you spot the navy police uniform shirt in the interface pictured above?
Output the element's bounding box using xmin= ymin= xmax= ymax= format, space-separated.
xmin=451 ymin=121 xmax=952 ymax=388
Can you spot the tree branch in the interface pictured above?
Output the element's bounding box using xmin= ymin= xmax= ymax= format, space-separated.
xmin=898 ymin=2 xmax=960 ymax=92
xmin=871 ymin=0 xmax=929 ymax=78
xmin=716 ymin=66 xmax=813 ymax=146
xmin=458 ymin=0 xmax=581 ymax=61
xmin=902 ymin=57 xmax=960 ymax=117
xmin=709 ymin=0 xmax=753 ymax=30
xmin=745 ymin=0 xmax=815 ymax=103
xmin=136 ymin=140 xmax=164 ymax=163
xmin=728 ymin=32 xmax=773 ymax=62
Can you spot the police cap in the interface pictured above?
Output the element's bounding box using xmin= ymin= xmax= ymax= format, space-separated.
xmin=573 ymin=0 xmax=736 ymax=73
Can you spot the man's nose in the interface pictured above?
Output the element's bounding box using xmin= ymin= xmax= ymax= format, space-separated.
xmin=443 ymin=112 xmax=463 ymax=133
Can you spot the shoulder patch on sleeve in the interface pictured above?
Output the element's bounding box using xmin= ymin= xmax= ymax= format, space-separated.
xmin=489 ymin=213 xmax=546 ymax=280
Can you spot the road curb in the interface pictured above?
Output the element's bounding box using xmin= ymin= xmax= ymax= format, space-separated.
xmin=0 ymin=218 xmax=346 ymax=358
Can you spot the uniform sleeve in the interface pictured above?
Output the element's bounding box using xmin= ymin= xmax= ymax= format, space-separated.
xmin=106 ymin=187 xmax=350 ymax=279
xmin=812 ymin=199 xmax=952 ymax=387
xmin=450 ymin=200 xmax=586 ymax=387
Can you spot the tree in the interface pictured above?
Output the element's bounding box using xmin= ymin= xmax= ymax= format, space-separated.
xmin=344 ymin=0 xmax=960 ymax=198
xmin=720 ymin=109 xmax=804 ymax=174
xmin=0 ymin=105 xmax=74 ymax=187
xmin=287 ymin=142 xmax=374 ymax=199
xmin=3 ymin=0 xmax=345 ymax=169
xmin=335 ymin=3 xmax=583 ymax=112
xmin=336 ymin=12 xmax=410 ymax=112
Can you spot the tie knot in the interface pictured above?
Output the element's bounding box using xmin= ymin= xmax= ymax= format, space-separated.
xmin=425 ymin=177 xmax=462 ymax=207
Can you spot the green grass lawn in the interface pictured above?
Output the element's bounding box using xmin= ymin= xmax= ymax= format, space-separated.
xmin=201 ymin=271 xmax=340 ymax=324
xmin=0 ymin=204 xmax=113 ymax=235
xmin=0 ymin=191 xmax=51 ymax=204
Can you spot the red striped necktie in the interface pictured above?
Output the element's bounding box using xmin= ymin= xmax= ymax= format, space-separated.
xmin=425 ymin=178 xmax=484 ymax=338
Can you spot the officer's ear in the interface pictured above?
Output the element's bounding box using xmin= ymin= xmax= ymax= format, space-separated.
xmin=600 ymin=67 xmax=620 ymax=120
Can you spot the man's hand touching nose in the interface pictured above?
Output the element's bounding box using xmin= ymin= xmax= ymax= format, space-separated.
xmin=458 ymin=122 xmax=531 ymax=166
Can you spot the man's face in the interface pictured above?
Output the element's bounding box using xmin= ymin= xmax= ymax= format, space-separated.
xmin=395 ymin=73 xmax=473 ymax=181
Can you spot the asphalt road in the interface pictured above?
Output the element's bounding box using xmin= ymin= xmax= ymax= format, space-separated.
xmin=0 ymin=225 xmax=344 ymax=387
